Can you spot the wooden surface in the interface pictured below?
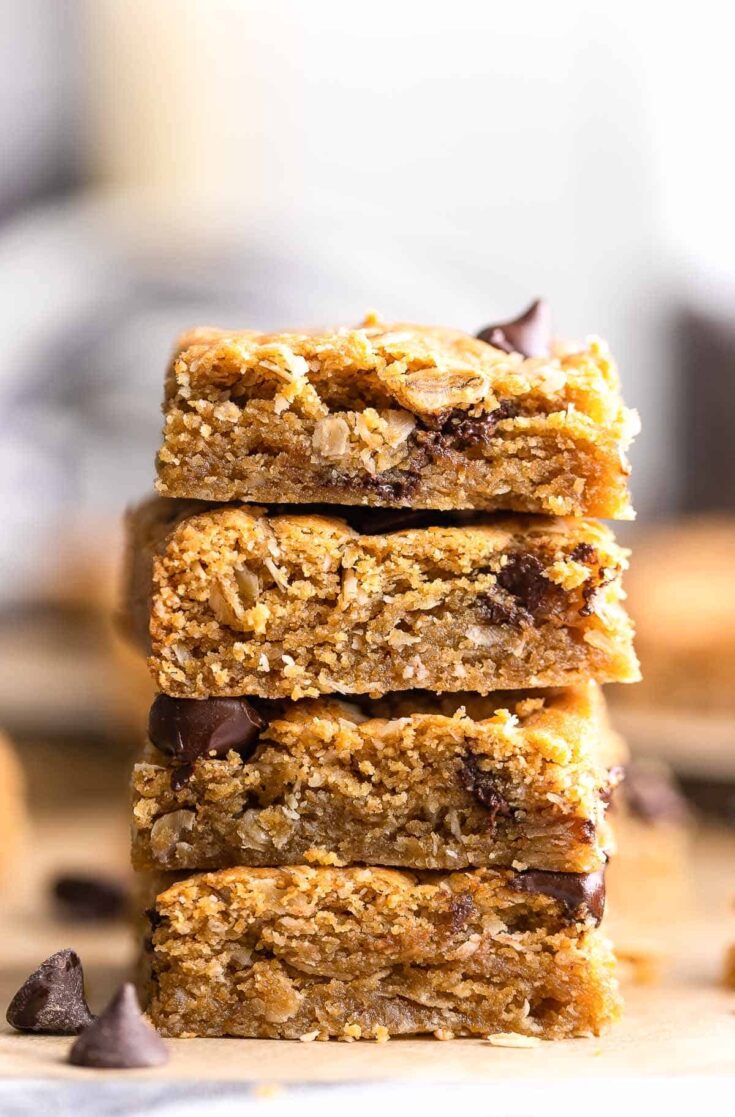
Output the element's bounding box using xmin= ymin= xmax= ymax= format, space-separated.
xmin=1 ymin=798 xmax=735 ymax=1084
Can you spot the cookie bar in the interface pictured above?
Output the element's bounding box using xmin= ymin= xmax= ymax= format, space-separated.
xmin=0 ymin=731 xmax=24 ymax=880
xmin=131 ymin=683 xmax=621 ymax=873
xmin=143 ymin=865 xmax=620 ymax=1039
xmin=613 ymin=517 xmax=735 ymax=717
xmin=142 ymin=502 xmax=638 ymax=699
xmin=154 ymin=314 xmax=638 ymax=517
xmin=606 ymin=760 xmax=690 ymax=984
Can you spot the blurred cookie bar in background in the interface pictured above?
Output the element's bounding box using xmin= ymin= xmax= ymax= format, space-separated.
xmin=607 ymin=759 xmax=691 ymax=983
xmin=611 ymin=517 xmax=735 ymax=818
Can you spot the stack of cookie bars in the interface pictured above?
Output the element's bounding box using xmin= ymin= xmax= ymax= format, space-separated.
xmin=126 ymin=304 xmax=640 ymax=1041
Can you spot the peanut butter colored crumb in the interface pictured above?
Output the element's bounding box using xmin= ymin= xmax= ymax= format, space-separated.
xmin=156 ymin=317 xmax=637 ymax=518
xmin=132 ymin=499 xmax=639 ymax=700
xmin=143 ymin=865 xmax=621 ymax=1041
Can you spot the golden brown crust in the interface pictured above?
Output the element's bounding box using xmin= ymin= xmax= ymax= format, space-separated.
xmin=144 ymin=865 xmax=621 ymax=1039
xmin=132 ymin=683 xmax=619 ymax=874
xmin=143 ymin=502 xmax=639 ymax=699
xmin=155 ymin=316 xmax=638 ymax=517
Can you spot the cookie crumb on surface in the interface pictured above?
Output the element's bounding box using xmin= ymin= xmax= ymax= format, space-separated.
xmin=485 ymin=1032 xmax=541 ymax=1048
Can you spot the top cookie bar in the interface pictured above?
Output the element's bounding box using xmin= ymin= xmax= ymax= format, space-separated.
xmin=155 ymin=309 xmax=638 ymax=517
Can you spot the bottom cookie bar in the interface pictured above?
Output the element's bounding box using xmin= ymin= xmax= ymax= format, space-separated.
xmin=144 ymin=865 xmax=620 ymax=1040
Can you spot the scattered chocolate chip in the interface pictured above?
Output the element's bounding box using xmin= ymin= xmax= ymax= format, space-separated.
xmin=68 ymin=983 xmax=168 ymax=1069
xmin=6 ymin=949 xmax=95 ymax=1034
xmin=149 ymin=695 xmax=266 ymax=784
xmin=496 ymin=553 xmax=559 ymax=617
xmin=52 ymin=874 xmax=129 ymax=922
xmin=510 ymin=870 xmax=605 ymax=926
xmin=621 ymin=764 xmax=688 ymax=825
xmin=476 ymin=299 xmax=552 ymax=358
xmin=459 ymin=753 xmax=513 ymax=830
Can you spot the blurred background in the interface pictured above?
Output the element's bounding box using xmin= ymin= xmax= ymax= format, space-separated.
xmin=0 ymin=1 xmax=732 ymax=839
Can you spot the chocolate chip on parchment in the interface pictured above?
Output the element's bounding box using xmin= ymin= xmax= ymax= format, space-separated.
xmin=148 ymin=696 xmax=266 ymax=783
xmin=6 ymin=949 xmax=94 ymax=1034
xmin=52 ymin=874 xmax=129 ymax=922
xmin=510 ymin=869 xmax=606 ymax=926
xmin=69 ymin=983 xmax=168 ymax=1069
xmin=476 ymin=299 xmax=552 ymax=358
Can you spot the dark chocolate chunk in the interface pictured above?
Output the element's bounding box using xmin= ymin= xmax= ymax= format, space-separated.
xmin=327 ymin=466 xmax=421 ymax=505
xmin=68 ymin=983 xmax=168 ymax=1069
xmin=570 ymin=542 xmax=597 ymax=564
xmin=496 ymin=553 xmax=559 ymax=617
xmin=342 ymin=508 xmax=449 ymax=534
xmin=477 ymin=593 xmax=531 ymax=629
xmin=476 ymin=299 xmax=552 ymax=358
xmin=52 ymin=874 xmax=129 ymax=922
xmin=459 ymin=753 xmax=513 ymax=829
xmin=510 ymin=869 xmax=605 ymax=925
xmin=6 ymin=949 xmax=95 ymax=1034
xmin=433 ymin=400 xmax=519 ymax=450
xmin=171 ymin=763 xmax=194 ymax=791
xmin=148 ymin=696 xmax=266 ymax=776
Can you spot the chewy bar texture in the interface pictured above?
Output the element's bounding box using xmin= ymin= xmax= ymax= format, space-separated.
xmin=132 ymin=684 xmax=621 ymax=873
xmin=146 ymin=504 xmax=638 ymax=700
xmin=143 ymin=865 xmax=620 ymax=1040
xmin=155 ymin=316 xmax=638 ymax=517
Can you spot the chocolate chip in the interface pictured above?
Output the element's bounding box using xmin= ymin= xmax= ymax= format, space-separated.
xmin=459 ymin=753 xmax=513 ymax=830
xmin=476 ymin=299 xmax=552 ymax=358
xmin=496 ymin=553 xmax=559 ymax=617
xmin=68 ymin=983 xmax=168 ymax=1069
xmin=477 ymin=594 xmax=531 ymax=629
xmin=448 ymin=891 xmax=476 ymax=933
xmin=433 ymin=400 xmax=519 ymax=451
xmin=510 ymin=870 xmax=605 ymax=926
xmin=52 ymin=874 xmax=129 ymax=922
xmin=149 ymin=696 xmax=266 ymax=782
xmin=6 ymin=949 xmax=94 ymax=1034
xmin=579 ymin=566 xmax=615 ymax=617
xmin=327 ymin=466 xmax=420 ymax=505
xmin=570 ymin=542 xmax=597 ymax=564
